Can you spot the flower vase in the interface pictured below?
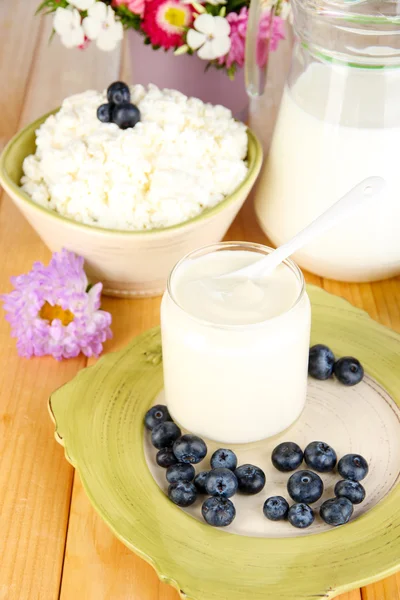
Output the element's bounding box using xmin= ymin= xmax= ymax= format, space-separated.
xmin=128 ymin=31 xmax=249 ymax=120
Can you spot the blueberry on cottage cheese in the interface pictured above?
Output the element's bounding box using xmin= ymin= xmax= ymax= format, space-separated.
xmin=304 ymin=441 xmax=337 ymax=473
xmin=145 ymin=404 xmax=171 ymax=430
xmin=205 ymin=468 xmax=238 ymax=499
xmin=97 ymin=103 xmax=113 ymax=123
xmin=335 ymin=480 xmax=366 ymax=505
xmin=287 ymin=470 xmax=323 ymax=504
xmin=210 ymin=448 xmax=238 ymax=471
xmin=288 ymin=503 xmax=314 ymax=528
xmin=173 ymin=435 xmax=207 ymax=464
xmin=166 ymin=463 xmax=195 ymax=484
xmin=107 ymin=81 xmax=131 ymax=105
xmin=202 ymin=497 xmax=236 ymax=527
xmin=111 ymin=103 xmax=141 ymax=130
xmin=308 ymin=344 xmax=335 ymax=380
xmin=320 ymin=497 xmax=354 ymax=526
xmin=263 ymin=496 xmax=289 ymax=521
xmin=168 ymin=482 xmax=197 ymax=507
xmin=271 ymin=442 xmax=304 ymax=472
xmin=151 ymin=421 xmax=181 ymax=449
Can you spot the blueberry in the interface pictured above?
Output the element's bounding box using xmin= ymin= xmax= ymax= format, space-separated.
xmin=202 ymin=497 xmax=236 ymax=527
xmin=210 ymin=448 xmax=237 ymax=471
xmin=205 ymin=468 xmax=238 ymax=499
xmin=151 ymin=421 xmax=181 ymax=449
xmin=156 ymin=447 xmax=178 ymax=468
xmin=288 ymin=503 xmax=314 ymax=528
xmin=334 ymin=357 xmax=364 ymax=386
xmin=304 ymin=441 xmax=337 ymax=473
xmin=111 ymin=103 xmax=141 ymax=130
xmin=338 ymin=454 xmax=369 ymax=481
xmin=235 ymin=464 xmax=266 ymax=495
xmin=107 ymin=81 xmax=131 ymax=105
xmin=308 ymin=344 xmax=335 ymax=380
xmin=173 ymin=435 xmax=207 ymax=464
xmin=166 ymin=463 xmax=195 ymax=484
xmin=97 ymin=103 xmax=113 ymax=123
xmin=287 ymin=470 xmax=323 ymax=504
xmin=168 ymin=482 xmax=197 ymax=507
xmin=194 ymin=471 xmax=210 ymax=494
xmin=263 ymin=496 xmax=289 ymax=521
xmin=320 ymin=497 xmax=353 ymax=526
xmin=145 ymin=404 xmax=171 ymax=431
xmin=335 ymin=480 xmax=366 ymax=504
xmin=271 ymin=442 xmax=303 ymax=472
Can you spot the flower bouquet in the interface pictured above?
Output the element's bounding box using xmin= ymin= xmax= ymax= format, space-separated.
xmin=37 ymin=0 xmax=290 ymax=116
xmin=37 ymin=0 xmax=290 ymax=81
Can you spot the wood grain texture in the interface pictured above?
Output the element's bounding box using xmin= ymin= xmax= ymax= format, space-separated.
xmin=0 ymin=2 xmax=398 ymax=599
xmin=0 ymin=3 xmax=121 ymax=599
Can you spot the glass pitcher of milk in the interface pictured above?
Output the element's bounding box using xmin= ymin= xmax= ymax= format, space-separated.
xmin=246 ymin=0 xmax=400 ymax=282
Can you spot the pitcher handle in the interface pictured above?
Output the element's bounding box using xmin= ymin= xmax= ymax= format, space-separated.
xmin=245 ymin=0 xmax=275 ymax=98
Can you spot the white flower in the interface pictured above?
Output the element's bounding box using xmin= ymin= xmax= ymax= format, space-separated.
xmin=187 ymin=14 xmax=231 ymax=60
xmin=83 ymin=3 xmax=123 ymax=51
xmin=69 ymin=0 xmax=96 ymax=10
xmin=53 ymin=7 xmax=85 ymax=49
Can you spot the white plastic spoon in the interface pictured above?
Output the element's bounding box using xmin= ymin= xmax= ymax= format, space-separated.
xmin=218 ymin=176 xmax=386 ymax=280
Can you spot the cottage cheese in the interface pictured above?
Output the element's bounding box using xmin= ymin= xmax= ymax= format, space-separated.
xmin=21 ymin=85 xmax=248 ymax=231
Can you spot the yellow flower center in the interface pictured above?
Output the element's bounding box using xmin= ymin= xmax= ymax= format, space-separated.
xmin=164 ymin=7 xmax=186 ymax=28
xmin=39 ymin=302 xmax=74 ymax=326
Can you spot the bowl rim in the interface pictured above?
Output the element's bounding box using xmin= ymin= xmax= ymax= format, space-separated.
xmin=0 ymin=109 xmax=263 ymax=238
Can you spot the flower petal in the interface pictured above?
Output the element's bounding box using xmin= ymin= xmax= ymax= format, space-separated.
xmin=87 ymin=1 xmax=107 ymax=20
xmin=83 ymin=15 xmax=101 ymax=40
xmin=198 ymin=34 xmax=231 ymax=59
xmin=194 ymin=13 xmax=215 ymax=34
xmin=214 ymin=15 xmax=230 ymax=36
xmin=61 ymin=28 xmax=85 ymax=48
xmin=96 ymin=23 xmax=123 ymax=51
xmin=69 ymin=0 xmax=96 ymax=9
xmin=197 ymin=40 xmax=215 ymax=60
xmin=187 ymin=29 xmax=205 ymax=50
xmin=53 ymin=8 xmax=73 ymax=36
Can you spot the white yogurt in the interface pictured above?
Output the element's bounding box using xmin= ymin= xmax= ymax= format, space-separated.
xmin=161 ymin=243 xmax=311 ymax=444
xmin=255 ymin=63 xmax=400 ymax=281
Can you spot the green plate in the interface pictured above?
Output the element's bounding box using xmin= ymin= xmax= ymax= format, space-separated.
xmin=49 ymin=286 xmax=400 ymax=600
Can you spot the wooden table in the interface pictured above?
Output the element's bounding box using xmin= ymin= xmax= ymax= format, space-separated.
xmin=0 ymin=2 xmax=399 ymax=599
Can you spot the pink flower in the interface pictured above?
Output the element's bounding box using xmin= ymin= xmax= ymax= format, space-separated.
xmin=113 ymin=0 xmax=146 ymax=18
xmin=219 ymin=7 xmax=285 ymax=70
xmin=78 ymin=35 xmax=91 ymax=50
xmin=2 ymin=250 xmax=112 ymax=360
xmin=257 ymin=13 xmax=285 ymax=68
xmin=142 ymin=0 xmax=193 ymax=50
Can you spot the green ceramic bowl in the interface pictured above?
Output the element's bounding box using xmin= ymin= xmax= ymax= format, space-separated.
xmin=49 ymin=286 xmax=400 ymax=600
xmin=0 ymin=110 xmax=263 ymax=297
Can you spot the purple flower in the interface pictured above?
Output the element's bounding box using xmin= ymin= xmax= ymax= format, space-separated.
xmin=2 ymin=249 xmax=112 ymax=360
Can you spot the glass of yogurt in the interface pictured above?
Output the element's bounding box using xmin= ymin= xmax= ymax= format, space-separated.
xmin=161 ymin=242 xmax=311 ymax=444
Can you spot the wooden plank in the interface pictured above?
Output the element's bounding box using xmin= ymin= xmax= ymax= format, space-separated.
xmin=0 ymin=2 xmax=122 ymax=599
xmin=362 ymin=573 xmax=400 ymax=599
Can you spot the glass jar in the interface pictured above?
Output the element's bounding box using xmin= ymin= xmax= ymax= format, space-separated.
xmin=250 ymin=0 xmax=400 ymax=281
xmin=160 ymin=242 xmax=311 ymax=444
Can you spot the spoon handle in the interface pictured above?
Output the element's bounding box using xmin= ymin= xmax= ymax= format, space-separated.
xmin=240 ymin=176 xmax=386 ymax=279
